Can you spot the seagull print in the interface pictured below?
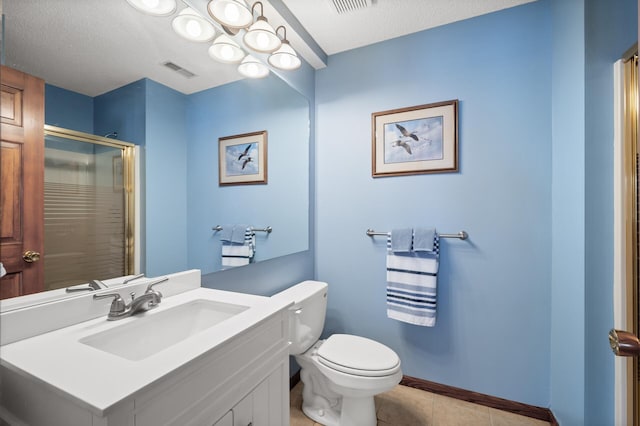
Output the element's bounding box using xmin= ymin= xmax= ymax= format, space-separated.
xmin=395 ymin=123 xmax=419 ymax=141
xmin=391 ymin=139 xmax=412 ymax=154
xmin=241 ymin=157 xmax=253 ymax=170
xmin=238 ymin=144 xmax=252 ymax=161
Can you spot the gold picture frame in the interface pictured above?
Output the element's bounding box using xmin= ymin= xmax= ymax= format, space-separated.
xmin=218 ymin=131 xmax=268 ymax=186
xmin=372 ymin=100 xmax=458 ymax=177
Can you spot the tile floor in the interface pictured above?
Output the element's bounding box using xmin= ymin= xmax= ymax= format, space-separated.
xmin=289 ymin=382 xmax=551 ymax=426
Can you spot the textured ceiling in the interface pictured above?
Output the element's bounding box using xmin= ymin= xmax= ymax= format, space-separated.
xmin=3 ymin=0 xmax=536 ymax=97
xmin=282 ymin=0 xmax=536 ymax=56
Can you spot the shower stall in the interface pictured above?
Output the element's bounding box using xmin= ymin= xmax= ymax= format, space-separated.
xmin=43 ymin=126 xmax=135 ymax=291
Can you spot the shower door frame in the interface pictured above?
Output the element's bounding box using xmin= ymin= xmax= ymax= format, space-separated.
xmin=43 ymin=125 xmax=136 ymax=282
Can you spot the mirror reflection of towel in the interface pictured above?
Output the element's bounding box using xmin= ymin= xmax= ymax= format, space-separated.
xmin=390 ymin=228 xmax=413 ymax=252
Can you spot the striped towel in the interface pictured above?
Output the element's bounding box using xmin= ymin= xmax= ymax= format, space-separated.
xmin=386 ymin=233 xmax=440 ymax=326
xmin=221 ymin=227 xmax=255 ymax=269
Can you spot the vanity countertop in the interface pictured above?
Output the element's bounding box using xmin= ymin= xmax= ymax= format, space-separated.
xmin=0 ymin=287 xmax=292 ymax=417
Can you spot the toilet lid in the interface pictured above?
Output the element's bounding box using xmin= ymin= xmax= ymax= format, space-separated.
xmin=317 ymin=334 xmax=400 ymax=377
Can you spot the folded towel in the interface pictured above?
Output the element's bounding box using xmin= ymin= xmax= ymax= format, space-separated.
xmin=221 ymin=227 xmax=255 ymax=270
xmin=219 ymin=225 xmax=234 ymax=242
xmin=413 ymin=228 xmax=436 ymax=252
xmin=386 ymin=234 xmax=440 ymax=326
xmin=231 ymin=224 xmax=250 ymax=244
xmin=390 ymin=228 xmax=413 ymax=252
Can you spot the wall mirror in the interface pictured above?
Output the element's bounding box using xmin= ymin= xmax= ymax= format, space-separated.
xmin=1 ymin=0 xmax=310 ymax=305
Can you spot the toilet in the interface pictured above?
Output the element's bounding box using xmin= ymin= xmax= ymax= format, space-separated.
xmin=274 ymin=280 xmax=402 ymax=426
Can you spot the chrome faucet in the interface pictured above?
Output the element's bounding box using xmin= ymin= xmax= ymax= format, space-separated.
xmin=65 ymin=274 xmax=145 ymax=293
xmin=93 ymin=277 xmax=168 ymax=320
xmin=65 ymin=279 xmax=107 ymax=293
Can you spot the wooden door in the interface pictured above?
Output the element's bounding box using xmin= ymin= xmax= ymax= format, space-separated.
xmin=1 ymin=65 xmax=45 ymax=299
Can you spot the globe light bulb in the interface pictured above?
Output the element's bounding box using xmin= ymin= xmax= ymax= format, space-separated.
xmin=280 ymin=54 xmax=291 ymax=68
xmin=142 ymin=0 xmax=160 ymax=8
xmin=246 ymin=63 xmax=258 ymax=77
xmin=186 ymin=19 xmax=202 ymax=37
xmin=224 ymin=3 xmax=239 ymax=22
xmin=220 ymin=45 xmax=234 ymax=60
xmin=256 ymin=32 xmax=269 ymax=49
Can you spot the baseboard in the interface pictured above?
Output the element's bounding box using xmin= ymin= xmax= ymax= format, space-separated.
xmin=401 ymin=375 xmax=557 ymax=424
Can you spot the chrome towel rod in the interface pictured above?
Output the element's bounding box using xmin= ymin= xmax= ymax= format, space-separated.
xmin=366 ymin=229 xmax=468 ymax=240
xmin=212 ymin=225 xmax=273 ymax=234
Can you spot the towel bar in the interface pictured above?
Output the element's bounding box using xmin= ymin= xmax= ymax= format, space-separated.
xmin=212 ymin=225 xmax=273 ymax=234
xmin=366 ymin=228 xmax=468 ymax=240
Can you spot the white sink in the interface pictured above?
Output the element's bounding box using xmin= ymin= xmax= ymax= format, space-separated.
xmin=80 ymin=299 xmax=249 ymax=361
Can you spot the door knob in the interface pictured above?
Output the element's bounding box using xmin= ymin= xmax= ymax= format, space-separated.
xmin=22 ymin=250 xmax=41 ymax=263
xmin=609 ymin=329 xmax=640 ymax=356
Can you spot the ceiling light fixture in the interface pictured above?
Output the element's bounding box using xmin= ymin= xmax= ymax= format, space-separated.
xmin=243 ymin=2 xmax=281 ymax=53
xmin=125 ymin=0 xmax=177 ymax=16
xmin=172 ymin=8 xmax=217 ymax=42
xmin=209 ymin=34 xmax=246 ymax=63
xmin=268 ymin=26 xmax=301 ymax=70
xmin=238 ymin=55 xmax=269 ymax=78
xmin=126 ymin=0 xmax=302 ymax=80
xmin=207 ymin=0 xmax=253 ymax=30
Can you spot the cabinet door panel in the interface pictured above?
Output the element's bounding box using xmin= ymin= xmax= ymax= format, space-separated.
xmin=251 ymin=378 xmax=269 ymax=426
xmin=212 ymin=411 xmax=232 ymax=426
xmin=233 ymin=393 xmax=252 ymax=426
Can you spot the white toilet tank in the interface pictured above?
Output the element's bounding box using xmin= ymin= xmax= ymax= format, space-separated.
xmin=273 ymin=280 xmax=328 ymax=355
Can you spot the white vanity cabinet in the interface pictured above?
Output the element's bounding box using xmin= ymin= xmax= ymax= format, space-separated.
xmin=0 ymin=288 xmax=291 ymax=426
xmin=213 ymin=372 xmax=281 ymax=426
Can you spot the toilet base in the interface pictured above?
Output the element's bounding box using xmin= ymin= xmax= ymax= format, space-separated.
xmin=339 ymin=395 xmax=377 ymax=426
xmin=295 ymin=340 xmax=401 ymax=426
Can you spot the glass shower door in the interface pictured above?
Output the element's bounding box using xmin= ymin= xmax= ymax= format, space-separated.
xmin=43 ymin=128 xmax=134 ymax=291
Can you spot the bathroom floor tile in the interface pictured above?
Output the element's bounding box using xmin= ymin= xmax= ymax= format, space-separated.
xmin=290 ymin=382 xmax=552 ymax=426
xmin=489 ymin=408 xmax=551 ymax=426
xmin=375 ymin=384 xmax=434 ymax=424
xmin=432 ymin=394 xmax=491 ymax=426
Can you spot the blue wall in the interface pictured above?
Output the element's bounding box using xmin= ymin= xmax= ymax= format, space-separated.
xmin=44 ymin=84 xmax=93 ymax=133
xmin=144 ymin=80 xmax=189 ymax=276
xmin=315 ymin=1 xmax=552 ymax=407
xmin=94 ymin=80 xmax=146 ymax=146
xmin=550 ymin=1 xmax=586 ymax=423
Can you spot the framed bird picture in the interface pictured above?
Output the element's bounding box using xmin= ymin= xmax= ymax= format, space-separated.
xmin=371 ymin=100 xmax=458 ymax=177
xmin=218 ymin=130 xmax=268 ymax=186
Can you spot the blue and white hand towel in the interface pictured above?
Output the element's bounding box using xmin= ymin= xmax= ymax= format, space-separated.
xmin=221 ymin=226 xmax=255 ymax=269
xmin=386 ymin=232 xmax=440 ymax=326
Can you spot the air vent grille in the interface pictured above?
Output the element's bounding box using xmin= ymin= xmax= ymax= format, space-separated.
xmin=162 ymin=61 xmax=196 ymax=78
xmin=329 ymin=0 xmax=371 ymax=14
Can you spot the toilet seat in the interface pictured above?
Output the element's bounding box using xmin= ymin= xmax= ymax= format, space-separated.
xmin=316 ymin=334 xmax=400 ymax=377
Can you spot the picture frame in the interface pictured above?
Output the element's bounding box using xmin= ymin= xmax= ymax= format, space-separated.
xmin=218 ymin=131 xmax=268 ymax=186
xmin=372 ymin=100 xmax=458 ymax=177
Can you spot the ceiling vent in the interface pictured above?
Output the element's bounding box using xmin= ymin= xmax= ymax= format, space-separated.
xmin=162 ymin=61 xmax=196 ymax=78
xmin=327 ymin=0 xmax=372 ymax=14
